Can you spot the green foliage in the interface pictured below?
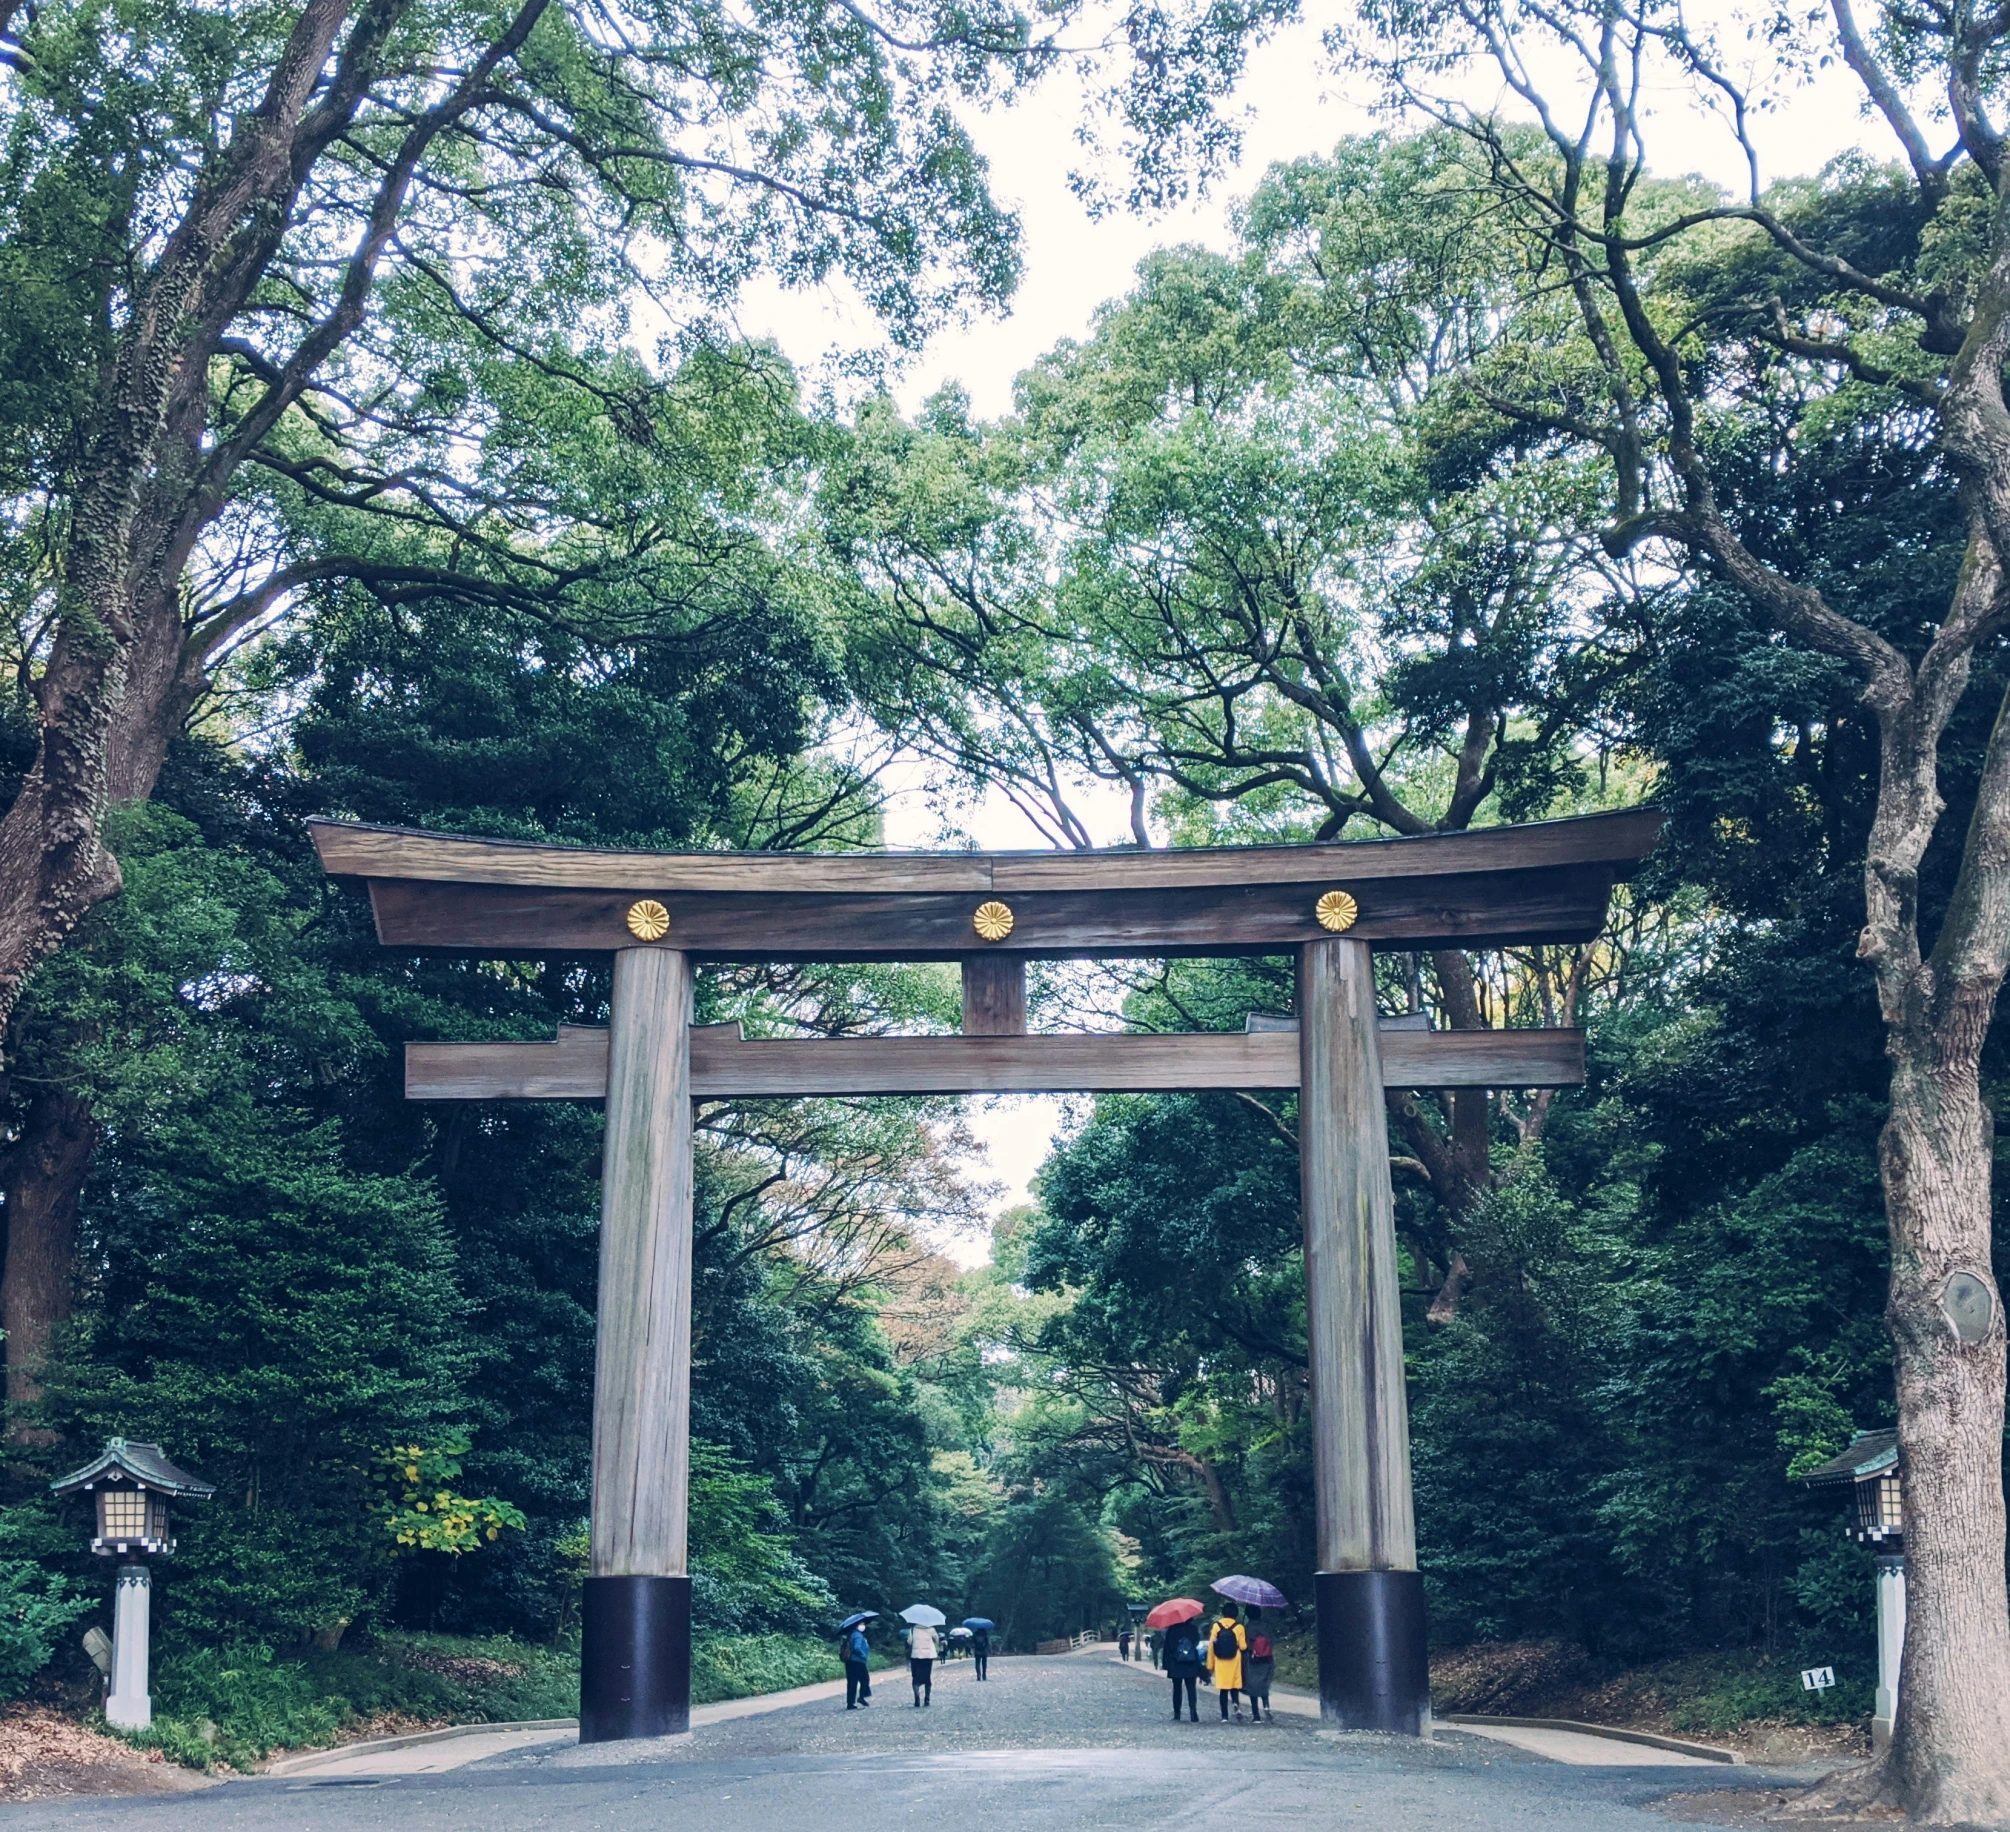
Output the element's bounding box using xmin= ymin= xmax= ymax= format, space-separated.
xmin=688 ymin=1439 xmax=839 ymax=1635
xmin=126 ymin=1627 xmax=868 ymax=1768
xmin=690 ymin=1633 xmax=848 ymax=1704
xmin=131 ymin=1633 xmax=579 ymax=1771
xmin=967 ymin=1488 xmax=1128 ymax=1651
xmin=376 ymin=1440 xmax=528 ymax=1557
xmin=0 ymin=1558 xmax=91 ymax=1701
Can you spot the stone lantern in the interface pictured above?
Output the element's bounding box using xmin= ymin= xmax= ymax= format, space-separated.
xmin=51 ymin=1439 xmax=214 ymax=1731
xmin=1798 ymin=1427 xmax=1902 ymax=1752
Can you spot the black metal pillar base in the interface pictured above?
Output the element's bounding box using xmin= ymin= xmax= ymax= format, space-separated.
xmin=1315 ymin=1569 xmax=1429 ymax=1734
xmin=580 ymin=1575 xmax=691 ymax=1742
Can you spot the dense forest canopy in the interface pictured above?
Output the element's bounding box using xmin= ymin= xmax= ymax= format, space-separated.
xmin=6 ymin=0 xmax=2010 ymax=1804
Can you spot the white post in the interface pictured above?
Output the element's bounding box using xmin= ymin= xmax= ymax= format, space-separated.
xmin=104 ymin=1564 xmax=151 ymax=1730
xmin=1874 ymin=1559 xmax=1906 ymax=1753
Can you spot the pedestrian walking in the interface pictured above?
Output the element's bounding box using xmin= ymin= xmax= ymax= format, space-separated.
xmin=966 ymin=1619 xmax=992 ymax=1679
xmin=1147 ymin=1629 xmax=1162 ymax=1670
xmin=908 ymin=1620 xmax=938 ymax=1706
xmin=1164 ymin=1616 xmax=1204 ymax=1721
xmin=1118 ymin=1625 xmax=1132 ymax=1662
xmin=844 ymin=1622 xmax=873 ymax=1710
xmin=1206 ymin=1603 xmax=1249 ymax=1720
xmin=1243 ymin=1626 xmax=1275 ymax=1722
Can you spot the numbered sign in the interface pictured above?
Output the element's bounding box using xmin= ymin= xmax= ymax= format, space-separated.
xmin=1800 ymin=1666 xmax=1835 ymax=1691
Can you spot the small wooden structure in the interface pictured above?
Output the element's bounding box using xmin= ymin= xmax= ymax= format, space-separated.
xmin=1800 ymin=1427 xmax=1905 ymax=1750
xmin=52 ymin=1438 xmax=213 ymax=1730
xmin=312 ymin=807 xmax=1660 ymax=1741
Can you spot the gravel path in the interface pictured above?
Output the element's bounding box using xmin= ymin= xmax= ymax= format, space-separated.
xmin=0 ymin=1648 xmax=1825 ymax=1831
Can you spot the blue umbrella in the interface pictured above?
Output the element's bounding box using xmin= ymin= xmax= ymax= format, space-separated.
xmin=962 ymin=1617 xmax=995 ymax=1631
xmin=837 ymin=1610 xmax=878 ymax=1632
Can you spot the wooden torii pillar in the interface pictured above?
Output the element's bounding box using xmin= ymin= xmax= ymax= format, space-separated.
xmin=312 ymin=809 xmax=1660 ymax=1742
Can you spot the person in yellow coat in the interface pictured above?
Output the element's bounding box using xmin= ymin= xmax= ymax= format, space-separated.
xmin=1205 ymin=1602 xmax=1249 ymax=1720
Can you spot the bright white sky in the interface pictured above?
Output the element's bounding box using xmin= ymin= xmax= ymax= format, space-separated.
xmin=749 ymin=3 xmax=1917 ymax=1257
xmin=739 ymin=3 xmax=1909 ymax=420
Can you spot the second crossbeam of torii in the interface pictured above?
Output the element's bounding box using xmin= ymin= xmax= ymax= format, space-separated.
xmin=311 ymin=807 xmax=1661 ymax=1743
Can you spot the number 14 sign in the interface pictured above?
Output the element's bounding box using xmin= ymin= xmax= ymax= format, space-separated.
xmin=1801 ymin=1666 xmax=1835 ymax=1691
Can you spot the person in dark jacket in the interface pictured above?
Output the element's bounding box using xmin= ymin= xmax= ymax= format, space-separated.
xmin=1164 ymin=1617 xmax=1205 ymax=1721
xmin=844 ymin=1624 xmax=873 ymax=1709
xmin=971 ymin=1624 xmax=990 ymax=1680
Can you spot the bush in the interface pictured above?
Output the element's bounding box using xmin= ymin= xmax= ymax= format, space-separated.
xmin=691 ymin=1633 xmax=847 ymax=1703
xmin=132 ymin=1632 xmax=577 ymax=1771
xmin=0 ymin=1559 xmax=92 ymax=1699
xmin=126 ymin=1627 xmax=876 ymax=1768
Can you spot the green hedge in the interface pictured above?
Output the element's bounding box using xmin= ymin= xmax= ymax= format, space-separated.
xmin=124 ymin=1629 xmax=877 ymax=1770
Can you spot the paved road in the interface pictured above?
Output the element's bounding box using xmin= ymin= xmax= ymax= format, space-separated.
xmin=0 ymin=1650 xmax=1811 ymax=1831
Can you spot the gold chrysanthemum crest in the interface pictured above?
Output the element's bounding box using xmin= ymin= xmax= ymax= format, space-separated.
xmin=971 ymin=900 xmax=1016 ymax=943
xmin=1314 ymin=890 xmax=1359 ymax=934
xmin=625 ymin=899 xmax=671 ymax=942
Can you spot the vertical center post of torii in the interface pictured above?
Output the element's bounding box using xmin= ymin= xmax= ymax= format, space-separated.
xmin=581 ymin=945 xmax=695 ymax=1742
xmin=1300 ymin=937 xmax=1430 ymax=1732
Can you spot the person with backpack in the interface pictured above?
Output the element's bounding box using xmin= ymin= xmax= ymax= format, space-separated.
xmin=1243 ymin=1623 xmax=1275 ymax=1722
xmin=1206 ymin=1603 xmax=1249 ymax=1720
xmin=1164 ymin=1615 xmax=1205 ymax=1721
xmin=970 ymin=1622 xmax=990 ymax=1680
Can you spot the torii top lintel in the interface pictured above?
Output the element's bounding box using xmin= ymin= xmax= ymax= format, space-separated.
xmin=309 ymin=808 xmax=1663 ymax=963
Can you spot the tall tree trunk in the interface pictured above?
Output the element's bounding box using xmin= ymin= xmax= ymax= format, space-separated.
xmin=0 ymin=579 xmax=199 ymax=1452
xmin=1878 ymin=1023 xmax=2010 ymax=1822
xmin=1832 ymin=663 xmax=2010 ymax=1822
xmin=0 ymin=1090 xmax=95 ymax=1435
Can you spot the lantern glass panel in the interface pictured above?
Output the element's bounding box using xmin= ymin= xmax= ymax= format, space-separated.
xmin=1855 ymin=1472 xmax=1903 ymax=1537
xmin=97 ymin=1486 xmax=147 ymax=1539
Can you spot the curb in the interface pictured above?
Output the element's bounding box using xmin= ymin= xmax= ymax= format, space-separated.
xmin=263 ymin=1718 xmax=577 ymax=1777
xmin=1441 ymin=1714 xmax=1742 ymax=1764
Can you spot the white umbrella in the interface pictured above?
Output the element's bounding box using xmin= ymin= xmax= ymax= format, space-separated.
xmin=899 ymin=1603 xmax=947 ymax=1626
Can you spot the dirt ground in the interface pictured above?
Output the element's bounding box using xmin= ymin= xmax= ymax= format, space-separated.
xmin=1426 ymin=1641 xmax=1871 ymax=1765
xmin=0 ymin=1705 xmax=215 ymax=1802
xmin=1653 ymin=1787 xmax=1905 ymax=1828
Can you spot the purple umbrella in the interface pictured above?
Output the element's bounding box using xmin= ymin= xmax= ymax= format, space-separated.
xmin=1211 ymin=1574 xmax=1288 ymax=1610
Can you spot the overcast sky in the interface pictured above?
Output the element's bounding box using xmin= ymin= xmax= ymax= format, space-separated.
xmin=753 ymin=5 xmax=1916 ymax=1253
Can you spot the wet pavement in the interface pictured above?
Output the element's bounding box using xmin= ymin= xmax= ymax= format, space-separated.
xmin=0 ymin=1647 xmax=1820 ymax=1831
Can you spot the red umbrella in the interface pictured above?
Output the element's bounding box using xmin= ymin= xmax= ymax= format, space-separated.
xmin=1143 ymin=1597 xmax=1204 ymax=1629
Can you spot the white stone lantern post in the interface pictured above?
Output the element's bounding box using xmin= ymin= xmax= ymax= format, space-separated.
xmin=51 ymin=1439 xmax=214 ymax=1732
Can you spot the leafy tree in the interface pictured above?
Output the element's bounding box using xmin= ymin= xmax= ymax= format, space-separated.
xmin=831 ymin=167 xmax=1645 ymax=1315
xmin=0 ymin=0 xmax=1289 ymax=1039
xmin=1331 ymin=2 xmax=2010 ymax=1809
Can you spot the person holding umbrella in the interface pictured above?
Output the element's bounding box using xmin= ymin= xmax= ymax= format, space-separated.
xmin=963 ymin=1618 xmax=993 ymax=1680
xmin=1146 ymin=1599 xmax=1205 ymax=1721
xmin=900 ymin=1604 xmax=945 ymax=1706
xmin=1209 ymin=1577 xmax=1287 ymax=1724
xmin=839 ymin=1611 xmax=876 ymax=1710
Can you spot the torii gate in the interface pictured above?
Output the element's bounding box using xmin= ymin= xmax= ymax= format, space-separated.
xmin=311 ymin=807 xmax=1661 ymax=1743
